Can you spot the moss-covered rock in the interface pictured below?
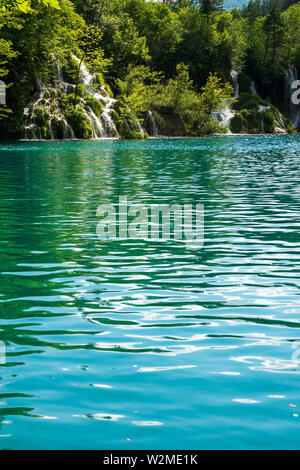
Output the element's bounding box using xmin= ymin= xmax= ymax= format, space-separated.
xmin=150 ymin=107 xmax=187 ymax=136
xmin=117 ymin=116 xmax=144 ymax=139
xmin=67 ymin=106 xmax=93 ymax=139
xmin=85 ymin=96 xmax=103 ymax=117
xmin=283 ymin=117 xmax=296 ymax=133
xmin=34 ymin=105 xmax=51 ymax=127
xmin=77 ymin=84 xmax=87 ymax=98
xmin=262 ymin=111 xmax=275 ymax=133
xmin=230 ymin=114 xmax=243 ymax=133
xmin=229 ymin=103 xmax=292 ymax=134
xmin=119 ymin=128 xmax=144 ymax=139
xmin=234 ymin=92 xmax=271 ymax=112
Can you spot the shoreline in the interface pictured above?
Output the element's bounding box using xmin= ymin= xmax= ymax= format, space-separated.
xmin=13 ymin=132 xmax=299 ymax=143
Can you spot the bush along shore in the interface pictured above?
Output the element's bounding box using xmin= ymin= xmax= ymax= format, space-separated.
xmin=0 ymin=0 xmax=299 ymax=140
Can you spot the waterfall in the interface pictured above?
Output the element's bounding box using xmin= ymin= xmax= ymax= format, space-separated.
xmin=74 ymin=57 xmax=119 ymax=138
xmin=230 ymin=70 xmax=240 ymax=99
xmin=23 ymin=83 xmax=47 ymax=140
xmin=148 ymin=110 xmax=158 ymax=137
xmin=23 ymin=81 xmax=77 ymax=140
xmin=56 ymin=64 xmax=74 ymax=95
xmin=261 ymin=115 xmax=265 ymax=133
xmin=23 ymin=57 xmax=120 ymax=140
xmin=258 ymin=105 xmax=268 ymax=133
xmin=212 ymin=107 xmax=234 ymax=133
xmin=86 ymin=106 xmax=105 ymax=138
xmin=210 ymin=70 xmax=239 ymax=133
xmin=284 ymin=65 xmax=300 ymax=129
xmin=250 ymin=81 xmax=257 ymax=95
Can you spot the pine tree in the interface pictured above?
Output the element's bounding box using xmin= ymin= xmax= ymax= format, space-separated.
xmin=200 ymin=0 xmax=223 ymax=24
xmin=263 ymin=3 xmax=285 ymax=64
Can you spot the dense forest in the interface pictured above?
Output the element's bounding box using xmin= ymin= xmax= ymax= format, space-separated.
xmin=0 ymin=0 xmax=299 ymax=139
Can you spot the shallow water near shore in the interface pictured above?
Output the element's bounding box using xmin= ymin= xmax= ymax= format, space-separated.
xmin=0 ymin=135 xmax=299 ymax=449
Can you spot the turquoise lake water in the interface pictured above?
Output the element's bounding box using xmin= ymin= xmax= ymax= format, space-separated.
xmin=0 ymin=135 xmax=299 ymax=449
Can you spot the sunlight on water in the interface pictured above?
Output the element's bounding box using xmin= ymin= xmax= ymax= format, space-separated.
xmin=0 ymin=135 xmax=299 ymax=449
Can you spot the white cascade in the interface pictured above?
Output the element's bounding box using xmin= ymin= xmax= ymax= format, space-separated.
xmin=211 ymin=70 xmax=238 ymax=133
xmin=23 ymin=80 xmax=77 ymax=141
xmin=73 ymin=56 xmax=119 ymax=138
xmin=230 ymin=70 xmax=240 ymax=99
xmin=24 ymin=83 xmax=47 ymax=140
xmin=250 ymin=81 xmax=258 ymax=95
xmin=56 ymin=64 xmax=74 ymax=95
xmin=261 ymin=115 xmax=265 ymax=133
xmin=23 ymin=57 xmax=120 ymax=140
xmin=284 ymin=65 xmax=300 ymax=129
xmin=212 ymin=107 xmax=234 ymax=132
xmin=148 ymin=110 xmax=158 ymax=137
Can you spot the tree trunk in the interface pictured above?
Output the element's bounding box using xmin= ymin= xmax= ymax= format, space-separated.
xmin=74 ymin=56 xmax=84 ymax=109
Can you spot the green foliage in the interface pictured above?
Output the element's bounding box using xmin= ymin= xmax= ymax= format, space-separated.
xmin=199 ymin=72 xmax=234 ymax=115
xmin=234 ymin=92 xmax=270 ymax=111
xmin=0 ymin=0 xmax=298 ymax=138
xmin=1 ymin=0 xmax=60 ymax=14
xmin=34 ymin=104 xmax=50 ymax=126
xmin=238 ymin=72 xmax=251 ymax=93
xmin=67 ymin=106 xmax=93 ymax=138
xmin=116 ymin=65 xmax=162 ymax=119
xmin=85 ymin=95 xmax=102 ymax=116
xmin=230 ymin=102 xmax=291 ymax=134
xmin=263 ymin=5 xmax=285 ymax=65
xmin=282 ymin=3 xmax=300 ymax=68
xmin=201 ymin=0 xmax=224 ymax=24
xmin=230 ymin=113 xmax=243 ymax=132
xmin=149 ymin=67 xmax=234 ymax=136
xmin=77 ymin=24 xmax=111 ymax=71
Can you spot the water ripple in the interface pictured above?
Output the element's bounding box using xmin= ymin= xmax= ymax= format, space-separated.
xmin=0 ymin=136 xmax=299 ymax=449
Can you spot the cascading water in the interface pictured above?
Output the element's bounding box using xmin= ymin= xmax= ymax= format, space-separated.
xmin=212 ymin=108 xmax=235 ymax=131
xmin=73 ymin=57 xmax=119 ymax=138
xmin=147 ymin=110 xmax=159 ymax=137
xmin=56 ymin=64 xmax=74 ymax=95
xmin=23 ymin=81 xmax=75 ymax=140
xmin=284 ymin=65 xmax=300 ymax=129
xmin=230 ymin=70 xmax=240 ymax=99
xmin=250 ymin=81 xmax=258 ymax=95
xmin=211 ymin=70 xmax=239 ymax=133
xmin=23 ymin=57 xmax=120 ymax=140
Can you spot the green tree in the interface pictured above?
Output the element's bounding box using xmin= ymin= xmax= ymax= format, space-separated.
xmin=246 ymin=0 xmax=261 ymax=30
xmin=1 ymin=0 xmax=60 ymax=13
xmin=263 ymin=4 xmax=285 ymax=65
xmin=195 ymin=72 xmax=234 ymax=134
xmin=283 ymin=2 xmax=300 ymax=67
xmin=74 ymin=24 xmax=111 ymax=107
xmin=200 ymin=0 xmax=223 ymax=24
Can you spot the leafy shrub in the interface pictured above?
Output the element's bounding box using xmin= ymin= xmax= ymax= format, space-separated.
xmin=234 ymin=92 xmax=270 ymax=112
xmin=262 ymin=111 xmax=275 ymax=133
